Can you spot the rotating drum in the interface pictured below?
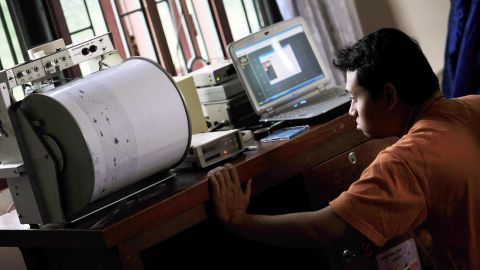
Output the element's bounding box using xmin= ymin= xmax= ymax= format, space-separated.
xmin=20 ymin=57 xmax=191 ymax=214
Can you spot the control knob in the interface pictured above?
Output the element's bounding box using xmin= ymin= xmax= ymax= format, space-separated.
xmin=81 ymin=47 xmax=89 ymax=55
xmin=89 ymin=45 xmax=97 ymax=53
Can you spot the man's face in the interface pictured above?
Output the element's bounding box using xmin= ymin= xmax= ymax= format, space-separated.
xmin=346 ymin=71 xmax=389 ymax=138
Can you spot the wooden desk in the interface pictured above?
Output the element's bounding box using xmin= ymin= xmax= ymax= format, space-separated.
xmin=0 ymin=114 xmax=396 ymax=269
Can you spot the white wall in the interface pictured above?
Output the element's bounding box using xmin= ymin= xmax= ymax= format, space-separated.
xmin=354 ymin=0 xmax=450 ymax=74
xmin=0 ymin=191 xmax=26 ymax=270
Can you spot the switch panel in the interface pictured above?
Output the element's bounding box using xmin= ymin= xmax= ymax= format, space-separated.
xmin=41 ymin=50 xmax=73 ymax=76
xmin=68 ymin=33 xmax=114 ymax=65
xmin=11 ymin=60 xmax=46 ymax=85
xmin=0 ymin=33 xmax=115 ymax=88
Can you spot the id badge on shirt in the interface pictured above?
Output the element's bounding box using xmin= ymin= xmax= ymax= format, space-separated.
xmin=376 ymin=238 xmax=421 ymax=270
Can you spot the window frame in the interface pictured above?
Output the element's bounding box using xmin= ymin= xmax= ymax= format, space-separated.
xmin=0 ymin=0 xmax=24 ymax=70
xmin=45 ymin=0 xmax=271 ymax=76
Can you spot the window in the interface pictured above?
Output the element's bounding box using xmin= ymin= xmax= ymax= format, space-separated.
xmin=52 ymin=0 xmax=271 ymax=76
xmin=223 ymin=0 xmax=260 ymax=40
xmin=115 ymin=0 xmax=161 ymax=64
xmin=59 ymin=0 xmax=109 ymax=75
xmin=0 ymin=0 xmax=25 ymax=100
xmin=0 ymin=0 xmax=24 ymax=70
xmin=157 ymin=0 xmax=188 ymax=73
xmin=60 ymin=0 xmax=108 ymax=42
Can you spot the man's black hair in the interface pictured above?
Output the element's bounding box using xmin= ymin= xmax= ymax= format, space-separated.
xmin=333 ymin=28 xmax=439 ymax=105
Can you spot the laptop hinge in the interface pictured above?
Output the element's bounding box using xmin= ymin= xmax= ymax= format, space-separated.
xmin=275 ymin=89 xmax=322 ymax=113
xmin=262 ymin=107 xmax=274 ymax=116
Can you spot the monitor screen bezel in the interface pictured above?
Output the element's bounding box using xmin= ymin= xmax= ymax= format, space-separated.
xmin=228 ymin=17 xmax=331 ymax=115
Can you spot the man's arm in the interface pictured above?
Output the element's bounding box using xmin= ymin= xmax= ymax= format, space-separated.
xmin=208 ymin=164 xmax=349 ymax=248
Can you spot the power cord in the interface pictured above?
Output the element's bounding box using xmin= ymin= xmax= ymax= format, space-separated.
xmin=6 ymin=203 xmax=15 ymax=213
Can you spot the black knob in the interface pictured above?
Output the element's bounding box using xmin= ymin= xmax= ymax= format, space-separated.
xmin=89 ymin=45 xmax=97 ymax=53
xmin=81 ymin=47 xmax=89 ymax=55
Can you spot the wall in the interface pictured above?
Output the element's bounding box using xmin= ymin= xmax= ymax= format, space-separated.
xmin=0 ymin=190 xmax=26 ymax=269
xmin=0 ymin=188 xmax=13 ymax=214
xmin=354 ymin=0 xmax=451 ymax=74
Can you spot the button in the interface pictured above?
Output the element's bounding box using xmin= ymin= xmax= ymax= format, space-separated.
xmin=89 ymin=45 xmax=97 ymax=53
xmin=81 ymin=47 xmax=89 ymax=55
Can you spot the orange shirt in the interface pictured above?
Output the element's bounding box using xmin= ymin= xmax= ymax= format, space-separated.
xmin=330 ymin=95 xmax=480 ymax=269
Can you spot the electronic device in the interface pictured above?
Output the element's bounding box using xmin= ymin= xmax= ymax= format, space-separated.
xmin=182 ymin=130 xmax=244 ymax=168
xmin=3 ymin=33 xmax=115 ymax=92
xmin=189 ymin=60 xmax=236 ymax=87
xmin=0 ymin=36 xmax=191 ymax=225
xmin=202 ymin=92 xmax=259 ymax=129
xmin=174 ymin=75 xmax=208 ymax=133
xmin=228 ymin=17 xmax=351 ymax=122
xmin=196 ymin=76 xmax=245 ymax=103
xmin=261 ymin=125 xmax=309 ymax=143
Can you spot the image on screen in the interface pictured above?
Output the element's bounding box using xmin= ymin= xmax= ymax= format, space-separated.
xmin=234 ymin=24 xmax=325 ymax=107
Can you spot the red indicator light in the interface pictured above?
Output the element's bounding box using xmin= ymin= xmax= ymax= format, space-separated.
xmin=223 ymin=149 xmax=228 ymax=155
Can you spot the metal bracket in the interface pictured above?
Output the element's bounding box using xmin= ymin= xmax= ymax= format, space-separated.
xmin=0 ymin=163 xmax=24 ymax=178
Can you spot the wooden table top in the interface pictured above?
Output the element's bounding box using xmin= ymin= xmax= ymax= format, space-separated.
xmin=0 ymin=113 xmax=367 ymax=249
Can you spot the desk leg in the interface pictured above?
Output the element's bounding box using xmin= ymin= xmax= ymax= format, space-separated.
xmin=118 ymin=243 xmax=144 ymax=270
xmin=116 ymin=205 xmax=208 ymax=270
xmin=20 ymin=246 xmax=122 ymax=269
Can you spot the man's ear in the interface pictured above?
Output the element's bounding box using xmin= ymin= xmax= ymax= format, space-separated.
xmin=383 ymin=83 xmax=398 ymax=111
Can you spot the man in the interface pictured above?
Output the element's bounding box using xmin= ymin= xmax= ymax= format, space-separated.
xmin=208 ymin=28 xmax=480 ymax=268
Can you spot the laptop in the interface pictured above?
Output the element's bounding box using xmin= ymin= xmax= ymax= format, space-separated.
xmin=228 ymin=17 xmax=351 ymax=122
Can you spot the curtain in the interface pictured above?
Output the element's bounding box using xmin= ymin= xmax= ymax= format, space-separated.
xmin=443 ymin=0 xmax=480 ymax=97
xmin=275 ymin=0 xmax=363 ymax=86
xmin=255 ymin=0 xmax=284 ymax=27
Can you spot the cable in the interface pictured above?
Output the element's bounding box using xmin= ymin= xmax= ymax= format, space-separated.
xmin=98 ymin=55 xmax=110 ymax=70
xmin=7 ymin=203 xmax=15 ymax=213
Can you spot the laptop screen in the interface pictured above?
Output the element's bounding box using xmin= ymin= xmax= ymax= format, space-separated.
xmin=229 ymin=18 xmax=329 ymax=114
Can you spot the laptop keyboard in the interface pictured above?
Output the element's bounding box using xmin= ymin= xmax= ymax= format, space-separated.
xmin=273 ymin=87 xmax=349 ymax=118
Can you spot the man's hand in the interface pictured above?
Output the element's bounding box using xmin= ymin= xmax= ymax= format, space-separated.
xmin=208 ymin=165 xmax=347 ymax=248
xmin=208 ymin=163 xmax=252 ymax=226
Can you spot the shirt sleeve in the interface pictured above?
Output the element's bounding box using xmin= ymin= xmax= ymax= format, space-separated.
xmin=329 ymin=151 xmax=428 ymax=246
